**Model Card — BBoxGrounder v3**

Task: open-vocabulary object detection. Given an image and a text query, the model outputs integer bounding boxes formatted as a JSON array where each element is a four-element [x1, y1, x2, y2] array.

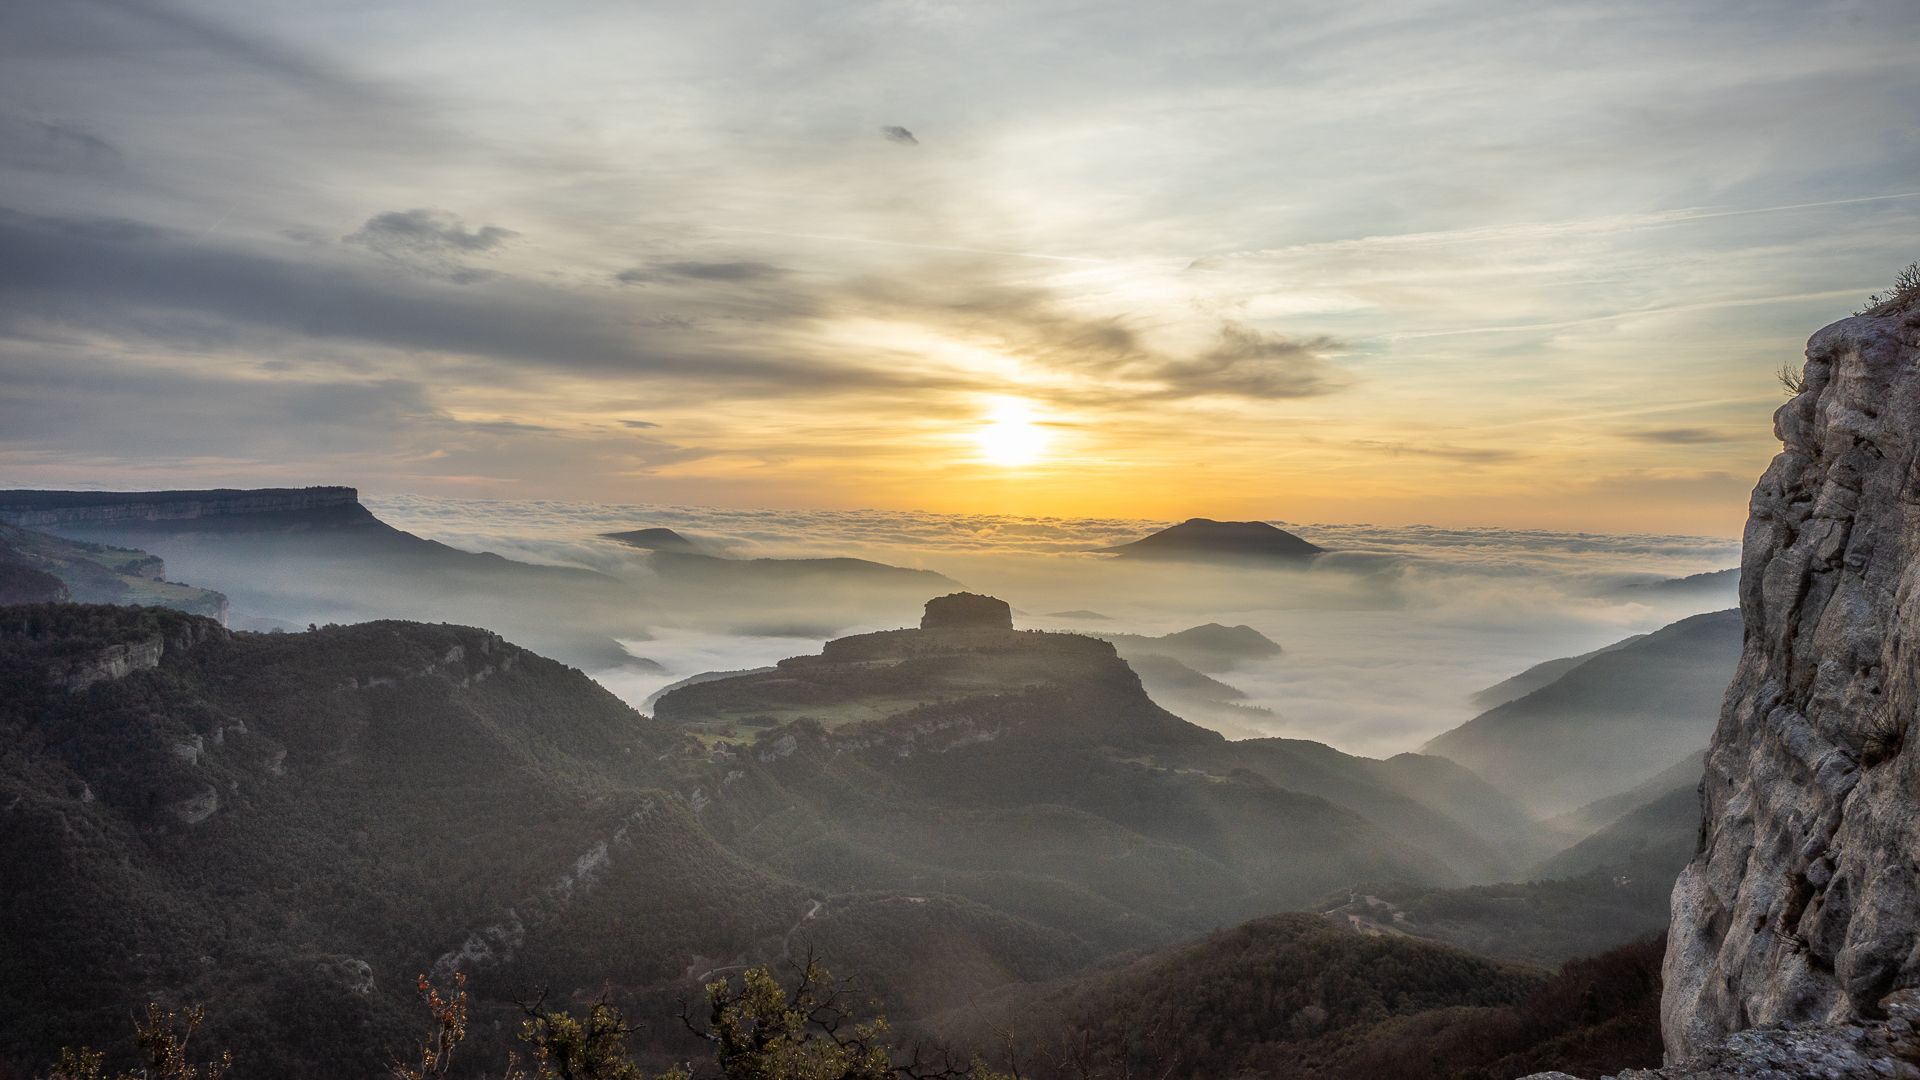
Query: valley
[[0, 493, 1744, 1077]]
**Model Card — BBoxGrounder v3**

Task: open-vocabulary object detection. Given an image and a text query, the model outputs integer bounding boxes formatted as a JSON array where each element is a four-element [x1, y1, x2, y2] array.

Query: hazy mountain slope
[[1469, 633, 1648, 710], [1547, 750, 1705, 841], [0, 487, 655, 672], [1203, 737, 1552, 883], [1532, 780, 1700, 884], [1422, 609, 1741, 815], [1609, 567, 1739, 602], [1093, 622, 1283, 672], [0, 524, 226, 620], [0, 538, 69, 603]]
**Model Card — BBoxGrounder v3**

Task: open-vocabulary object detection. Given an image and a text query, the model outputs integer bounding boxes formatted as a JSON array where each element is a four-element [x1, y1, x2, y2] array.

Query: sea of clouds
[[366, 494, 1742, 758]]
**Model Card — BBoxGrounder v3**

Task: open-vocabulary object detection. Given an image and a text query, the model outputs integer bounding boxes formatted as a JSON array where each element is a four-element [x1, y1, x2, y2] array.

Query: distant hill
[[1102, 518, 1324, 563], [0, 524, 227, 620], [1422, 609, 1741, 815], [1608, 567, 1739, 601], [0, 487, 643, 674], [1095, 622, 1283, 672], [1126, 653, 1247, 701], [603, 526, 705, 552]]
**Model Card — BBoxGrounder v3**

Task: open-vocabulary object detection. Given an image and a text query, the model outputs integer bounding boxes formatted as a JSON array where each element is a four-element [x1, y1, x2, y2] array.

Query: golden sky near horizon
[[3, 2, 1917, 536]]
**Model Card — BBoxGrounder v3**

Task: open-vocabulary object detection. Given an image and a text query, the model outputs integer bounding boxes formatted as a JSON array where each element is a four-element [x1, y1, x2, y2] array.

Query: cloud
[[1625, 427, 1737, 445], [345, 209, 518, 281], [1351, 440, 1524, 464], [0, 115, 123, 174], [0, 207, 826, 387], [620, 419, 661, 429], [1145, 324, 1349, 401], [879, 125, 918, 145], [617, 260, 787, 285], [838, 277, 1351, 405]]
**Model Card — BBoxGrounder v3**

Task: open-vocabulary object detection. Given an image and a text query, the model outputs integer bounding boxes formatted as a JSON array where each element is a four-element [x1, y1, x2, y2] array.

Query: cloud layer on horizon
[[360, 491, 1743, 755]]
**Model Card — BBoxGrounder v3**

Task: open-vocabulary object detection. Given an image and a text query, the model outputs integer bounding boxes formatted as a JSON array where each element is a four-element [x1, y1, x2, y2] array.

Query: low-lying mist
[[355, 495, 1739, 758]]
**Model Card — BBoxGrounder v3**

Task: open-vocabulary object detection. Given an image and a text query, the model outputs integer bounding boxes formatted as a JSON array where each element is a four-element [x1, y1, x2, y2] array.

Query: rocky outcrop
[[51, 616, 224, 692], [920, 591, 1013, 630], [1527, 989, 1920, 1079], [1664, 300, 1920, 1060], [57, 637, 165, 692]]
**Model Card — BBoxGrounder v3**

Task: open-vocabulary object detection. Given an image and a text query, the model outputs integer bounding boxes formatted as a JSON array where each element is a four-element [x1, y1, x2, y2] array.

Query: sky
[[2, 0, 1917, 534]]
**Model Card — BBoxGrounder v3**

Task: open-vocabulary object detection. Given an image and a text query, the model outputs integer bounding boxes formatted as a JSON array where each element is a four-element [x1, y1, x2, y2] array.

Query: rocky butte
[[920, 591, 1014, 630], [1535, 292, 1920, 1077]]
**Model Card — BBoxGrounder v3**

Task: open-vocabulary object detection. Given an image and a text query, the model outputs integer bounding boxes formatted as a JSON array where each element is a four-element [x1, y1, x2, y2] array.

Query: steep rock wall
[[0, 486, 361, 527], [1664, 300, 1920, 1060]]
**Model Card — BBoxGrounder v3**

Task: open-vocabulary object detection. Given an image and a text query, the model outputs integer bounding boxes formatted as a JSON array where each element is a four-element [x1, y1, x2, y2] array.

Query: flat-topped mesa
[[1662, 296, 1920, 1061], [0, 487, 369, 530], [920, 592, 1013, 630]]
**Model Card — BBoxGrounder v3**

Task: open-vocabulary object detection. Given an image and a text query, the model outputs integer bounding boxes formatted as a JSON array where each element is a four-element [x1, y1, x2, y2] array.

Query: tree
[[513, 954, 1012, 1080]]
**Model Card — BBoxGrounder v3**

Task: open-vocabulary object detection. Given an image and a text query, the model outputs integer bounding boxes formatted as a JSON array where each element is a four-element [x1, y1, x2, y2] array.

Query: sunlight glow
[[974, 398, 1051, 468]]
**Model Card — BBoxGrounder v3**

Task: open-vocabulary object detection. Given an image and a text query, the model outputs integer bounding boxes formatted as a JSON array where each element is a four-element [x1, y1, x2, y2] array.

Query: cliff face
[[1663, 300, 1920, 1060], [0, 486, 365, 528]]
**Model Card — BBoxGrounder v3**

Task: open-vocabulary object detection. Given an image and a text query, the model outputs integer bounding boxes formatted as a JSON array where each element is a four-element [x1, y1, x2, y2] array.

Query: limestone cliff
[[0, 486, 365, 528], [1663, 296, 1920, 1060]]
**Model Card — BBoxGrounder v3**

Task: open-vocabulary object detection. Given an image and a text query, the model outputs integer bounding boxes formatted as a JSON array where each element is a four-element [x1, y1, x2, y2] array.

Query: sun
[[974, 398, 1050, 468]]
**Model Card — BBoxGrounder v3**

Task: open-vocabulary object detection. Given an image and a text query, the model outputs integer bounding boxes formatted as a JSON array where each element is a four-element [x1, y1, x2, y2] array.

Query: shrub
[[1858, 261, 1920, 314]]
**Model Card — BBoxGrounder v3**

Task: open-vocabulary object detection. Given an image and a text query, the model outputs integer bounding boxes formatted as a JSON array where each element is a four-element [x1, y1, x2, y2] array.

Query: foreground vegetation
[[37, 934, 1665, 1080], [40, 960, 1013, 1080]]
